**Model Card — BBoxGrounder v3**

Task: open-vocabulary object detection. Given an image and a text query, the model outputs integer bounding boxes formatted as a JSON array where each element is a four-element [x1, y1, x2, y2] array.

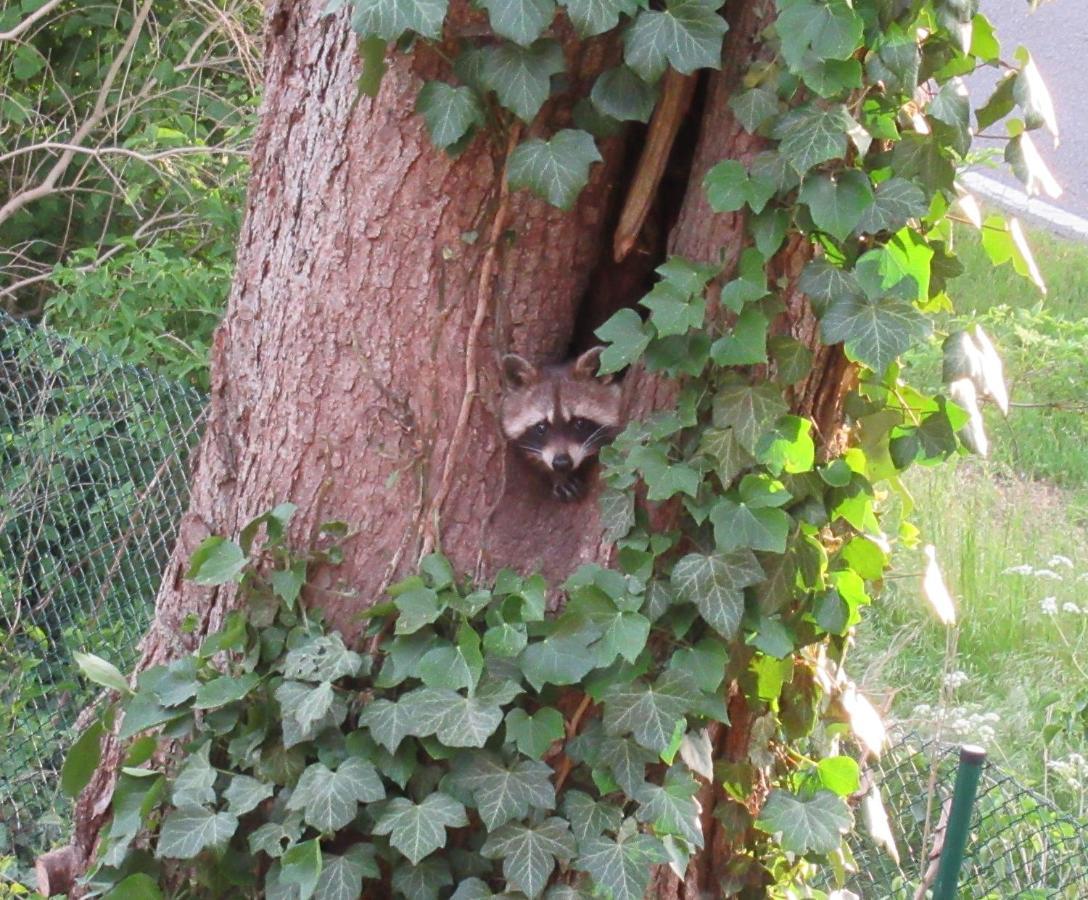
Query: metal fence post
[[932, 744, 987, 899]]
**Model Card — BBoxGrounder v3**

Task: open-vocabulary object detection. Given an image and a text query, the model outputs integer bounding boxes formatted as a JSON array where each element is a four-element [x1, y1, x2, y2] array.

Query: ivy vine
[[64, 0, 1057, 896]]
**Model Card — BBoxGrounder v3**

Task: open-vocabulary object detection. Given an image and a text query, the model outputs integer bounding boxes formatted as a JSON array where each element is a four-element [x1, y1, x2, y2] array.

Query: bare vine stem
[[419, 123, 521, 560]]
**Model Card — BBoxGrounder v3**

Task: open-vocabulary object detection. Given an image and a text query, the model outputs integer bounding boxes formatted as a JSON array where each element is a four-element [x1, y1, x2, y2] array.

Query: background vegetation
[[855, 223, 1088, 821]]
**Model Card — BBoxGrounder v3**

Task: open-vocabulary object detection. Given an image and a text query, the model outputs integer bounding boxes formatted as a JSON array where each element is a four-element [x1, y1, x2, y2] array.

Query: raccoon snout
[[552, 453, 573, 472]]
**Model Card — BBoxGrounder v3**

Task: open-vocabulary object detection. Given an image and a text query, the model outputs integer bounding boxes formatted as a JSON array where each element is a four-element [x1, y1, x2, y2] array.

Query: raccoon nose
[[552, 453, 573, 472]]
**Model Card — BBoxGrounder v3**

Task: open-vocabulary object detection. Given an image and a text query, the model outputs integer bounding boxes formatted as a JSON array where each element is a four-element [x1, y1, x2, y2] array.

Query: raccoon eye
[[572, 417, 595, 434], [531, 422, 548, 437]]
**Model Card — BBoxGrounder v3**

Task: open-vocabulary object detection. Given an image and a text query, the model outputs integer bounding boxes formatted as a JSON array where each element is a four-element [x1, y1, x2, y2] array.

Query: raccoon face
[[500, 347, 623, 502]]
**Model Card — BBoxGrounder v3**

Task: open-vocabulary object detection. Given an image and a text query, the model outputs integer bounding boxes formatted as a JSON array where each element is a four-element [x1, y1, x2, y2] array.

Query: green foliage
[[1, 0, 257, 336]]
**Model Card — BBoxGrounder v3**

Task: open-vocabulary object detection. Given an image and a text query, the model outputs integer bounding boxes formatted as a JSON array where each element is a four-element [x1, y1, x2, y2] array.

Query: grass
[[853, 218, 1088, 818]]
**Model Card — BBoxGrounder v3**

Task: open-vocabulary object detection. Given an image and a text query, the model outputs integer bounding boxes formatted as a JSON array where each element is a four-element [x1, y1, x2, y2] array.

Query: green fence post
[[932, 744, 987, 899]]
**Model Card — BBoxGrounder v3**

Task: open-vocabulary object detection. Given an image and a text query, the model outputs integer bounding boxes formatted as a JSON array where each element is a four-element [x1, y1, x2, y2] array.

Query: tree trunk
[[66, 0, 856, 889]]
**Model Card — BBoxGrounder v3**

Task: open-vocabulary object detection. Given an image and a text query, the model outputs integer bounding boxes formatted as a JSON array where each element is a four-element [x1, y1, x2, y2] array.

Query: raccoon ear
[[572, 346, 615, 384], [502, 353, 539, 387]]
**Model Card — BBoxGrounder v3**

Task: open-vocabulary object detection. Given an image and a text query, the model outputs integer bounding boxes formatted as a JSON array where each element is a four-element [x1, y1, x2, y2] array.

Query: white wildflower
[[1002, 564, 1034, 576], [1032, 569, 1064, 581], [1062, 602, 1082, 614], [977, 725, 995, 743], [943, 670, 969, 690], [1077, 573, 1088, 583], [1048, 554, 1074, 569], [1041, 596, 1058, 615]]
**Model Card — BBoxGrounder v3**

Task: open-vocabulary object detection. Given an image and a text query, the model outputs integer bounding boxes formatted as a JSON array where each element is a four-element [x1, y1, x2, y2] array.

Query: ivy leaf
[[147, 657, 199, 708], [627, 445, 701, 501], [596, 308, 652, 374], [597, 734, 657, 795], [276, 680, 348, 748], [927, 77, 971, 155], [416, 82, 485, 150], [359, 697, 416, 753], [820, 290, 930, 376], [1013, 47, 1059, 140], [284, 633, 363, 682], [698, 427, 752, 488], [709, 498, 790, 554], [856, 177, 927, 234], [193, 672, 260, 710], [576, 829, 668, 900], [506, 707, 566, 759], [639, 281, 705, 337], [671, 551, 764, 640], [591, 65, 658, 123], [372, 793, 468, 865], [772, 103, 854, 175], [281, 839, 322, 900], [602, 669, 695, 753], [73, 651, 131, 695], [287, 757, 385, 832], [156, 806, 239, 859], [623, 0, 729, 81], [508, 129, 602, 210], [798, 259, 861, 311], [224, 774, 276, 816], [755, 415, 815, 475], [249, 816, 303, 859], [392, 858, 453, 899], [350, 0, 448, 40], [559, 0, 639, 37], [798, 170, 873, 242], [519, 632, 599, 691], [450, 754, 556, 830], [776, 0, 863, 70], [393, 585, 443, 634], [600, 488, 636, 543], [185, 536, 247, 585], [481, 40, 565, 122], [408, 687, 507, 747], [480, 0, 556, 45], [172, 743, 216, 807], [634, 767, 703, 848], [61, 719, 105, 798], [711, 382, 787, 453], [729, 87, 779, 133], [315, 845, 379, 900], [756, 789, 852, 854], [564, 791, 624, 846], [418, 627, 484, 692], [710, 307, 768, 366], [481, 817, 577, 898]]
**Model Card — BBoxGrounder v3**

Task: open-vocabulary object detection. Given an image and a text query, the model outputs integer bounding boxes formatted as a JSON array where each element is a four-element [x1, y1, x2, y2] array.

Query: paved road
[[967, 0, 1088, 222]]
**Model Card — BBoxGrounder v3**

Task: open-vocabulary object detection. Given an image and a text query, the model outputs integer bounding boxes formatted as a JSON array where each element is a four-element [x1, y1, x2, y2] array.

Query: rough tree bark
[[63, 0, 856, 892]]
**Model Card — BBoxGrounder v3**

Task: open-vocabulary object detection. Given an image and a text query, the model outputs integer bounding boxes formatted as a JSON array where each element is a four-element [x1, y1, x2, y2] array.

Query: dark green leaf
[[755, 789, 852, 854], [185, 536, 247, 585], [156, 806, 239, 859], [350, 0, 449, 40], [509, 129, 603, 210], [506, 707, 565, 759], [481, 40, 565, 122], [481, 818, 577, 898], [559, 0, 639, 36], [62, 719, 105, 798], [480, 0, 556, 45], [798, 170, 873, 242], [372, 793, 468, 864], [576, 828, 667, 900], [591, 65, 658, 123], [416, 82, 485, 149], [623, 0, 729, 81]]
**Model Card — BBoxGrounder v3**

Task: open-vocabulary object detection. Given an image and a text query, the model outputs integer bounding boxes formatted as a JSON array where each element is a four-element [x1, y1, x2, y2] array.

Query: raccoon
[[500, 346, 623, 502]]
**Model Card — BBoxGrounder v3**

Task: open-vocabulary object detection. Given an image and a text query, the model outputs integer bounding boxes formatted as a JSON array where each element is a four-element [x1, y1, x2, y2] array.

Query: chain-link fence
[[831, 733, 1088, 898], [2, 315, 1087, 896], [0, 312, 206, 863]]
